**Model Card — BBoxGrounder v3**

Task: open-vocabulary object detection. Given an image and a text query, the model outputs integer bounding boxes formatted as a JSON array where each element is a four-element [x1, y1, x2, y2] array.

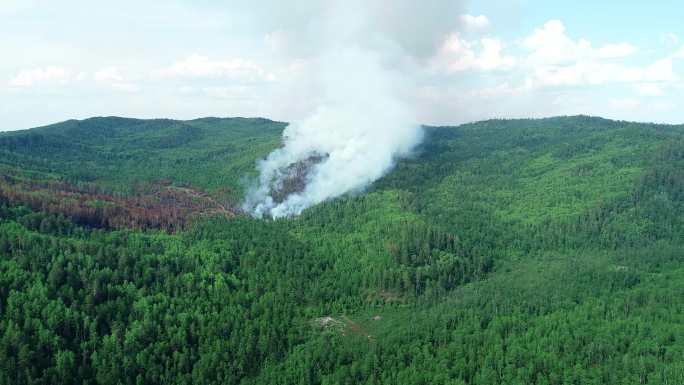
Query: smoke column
[[244, 1, 464, 218]]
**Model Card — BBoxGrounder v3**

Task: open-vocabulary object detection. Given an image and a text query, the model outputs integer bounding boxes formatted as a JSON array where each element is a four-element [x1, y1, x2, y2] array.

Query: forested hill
[[0, 117, 285, 231], [2, 115, 684, 384], [0, 116, 284, 195]]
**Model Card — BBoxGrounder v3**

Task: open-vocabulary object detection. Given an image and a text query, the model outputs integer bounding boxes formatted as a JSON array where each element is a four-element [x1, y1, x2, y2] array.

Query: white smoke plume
[[244, 1, 465, 218]]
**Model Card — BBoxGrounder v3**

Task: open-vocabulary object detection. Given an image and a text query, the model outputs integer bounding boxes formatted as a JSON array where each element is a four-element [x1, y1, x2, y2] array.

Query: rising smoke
[[243, 1, 465, 218]]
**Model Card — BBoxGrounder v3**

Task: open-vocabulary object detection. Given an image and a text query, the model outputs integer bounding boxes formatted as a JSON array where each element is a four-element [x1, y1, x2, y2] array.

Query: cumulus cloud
[[519, 20, 677, 89], [478, 38, 516, 70], [201, 86, 254, 99], [155, 54, 275, 82], [523, 20, 637, 65], [432, 34, 515, 72], [8, 65, 140, 92], [595, 43, 639, 59], [5, 3, 682, 132], [470, 82, 519, 99], [416, 17, 682, 126], [460, 14, 490, 29], [525, 58, 677, 88], [8, 66, 68, 87], [635, 83, 664, 96], [94, 66, 140, 93], [94, 66, 124, 83]]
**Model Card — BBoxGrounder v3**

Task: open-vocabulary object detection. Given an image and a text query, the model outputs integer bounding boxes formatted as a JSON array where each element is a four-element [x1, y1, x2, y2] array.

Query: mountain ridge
[[1, 114, 684, 384]]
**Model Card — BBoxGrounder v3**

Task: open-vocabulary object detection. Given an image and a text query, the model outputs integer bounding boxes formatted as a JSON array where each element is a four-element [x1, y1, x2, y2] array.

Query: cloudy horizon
[[2, 0, 684, 131]]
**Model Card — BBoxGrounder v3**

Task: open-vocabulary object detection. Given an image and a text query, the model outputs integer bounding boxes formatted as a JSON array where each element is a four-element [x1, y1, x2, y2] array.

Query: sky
[[2, 0, 684, 131]]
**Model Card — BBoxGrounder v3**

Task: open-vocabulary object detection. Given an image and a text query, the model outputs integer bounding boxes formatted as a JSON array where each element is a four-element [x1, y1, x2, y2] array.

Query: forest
[[1, 115, 684, 384]]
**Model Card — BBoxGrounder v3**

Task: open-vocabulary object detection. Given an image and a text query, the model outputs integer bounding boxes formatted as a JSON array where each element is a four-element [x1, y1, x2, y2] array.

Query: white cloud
[[95, 66, 124, 83], [641, 59, 677, 82], [460, 14, 489, 29], [523, 20, 636, 65], [8, 65, 140, 92], [156, 54, 275, 82], [174, 85, 259, 100], [525, 58, 677, 88], [479, 38, 516, 70], [429, 18, 676, 116], [609, 98, 641, 109], [94, 66, 139, 93], [470, 82, 519, 98], [110, 83, 140, 93], [8, 66, 68, 87], [595, 43, 638, 59], [651, 100, 676, 111], [432, 34, 515, 73], [523, 20, 584, 64], [418, 18, 680, 125], [202, 86, 254, 99], [635, 83, 664, 96], [519, 21, 675, 89]]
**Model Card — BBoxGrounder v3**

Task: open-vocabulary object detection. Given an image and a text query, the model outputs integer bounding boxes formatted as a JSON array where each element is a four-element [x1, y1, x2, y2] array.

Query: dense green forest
[[1, 115, 684, 384]]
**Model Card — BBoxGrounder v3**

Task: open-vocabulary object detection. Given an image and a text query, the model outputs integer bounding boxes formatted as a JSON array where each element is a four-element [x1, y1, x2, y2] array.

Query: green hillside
[[0, 117, 284, 198], [1, 115, 684, 384]]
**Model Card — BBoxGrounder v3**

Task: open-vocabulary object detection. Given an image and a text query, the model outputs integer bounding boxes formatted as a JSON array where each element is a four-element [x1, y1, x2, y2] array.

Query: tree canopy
[[1, 115, 683, 384]]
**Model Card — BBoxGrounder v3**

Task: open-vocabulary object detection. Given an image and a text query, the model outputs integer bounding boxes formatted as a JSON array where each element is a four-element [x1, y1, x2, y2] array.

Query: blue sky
[[2, 0, 683, 131]]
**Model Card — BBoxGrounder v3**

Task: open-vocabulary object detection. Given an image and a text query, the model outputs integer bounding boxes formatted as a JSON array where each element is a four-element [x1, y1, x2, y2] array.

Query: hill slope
[[1, 115, 684, 384], [0, 116, 284, 194], [0, 117, 284, 231]]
